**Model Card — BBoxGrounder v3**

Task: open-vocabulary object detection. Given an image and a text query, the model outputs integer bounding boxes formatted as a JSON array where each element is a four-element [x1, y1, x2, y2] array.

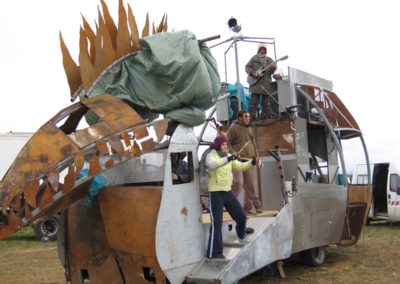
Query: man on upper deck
[[245, 43, 276, 120]]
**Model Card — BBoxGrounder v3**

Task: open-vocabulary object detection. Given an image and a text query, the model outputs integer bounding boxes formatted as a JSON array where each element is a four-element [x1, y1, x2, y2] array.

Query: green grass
[[0, 227, 44, 251]]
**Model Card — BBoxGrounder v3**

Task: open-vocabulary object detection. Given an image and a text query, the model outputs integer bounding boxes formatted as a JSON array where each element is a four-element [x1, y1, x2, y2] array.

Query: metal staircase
[[187, 205, 293, 284]]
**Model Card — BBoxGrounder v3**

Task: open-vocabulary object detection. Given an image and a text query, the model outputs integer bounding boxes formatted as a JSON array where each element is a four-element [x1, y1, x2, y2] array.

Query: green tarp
[[81, 30, 220, 127]]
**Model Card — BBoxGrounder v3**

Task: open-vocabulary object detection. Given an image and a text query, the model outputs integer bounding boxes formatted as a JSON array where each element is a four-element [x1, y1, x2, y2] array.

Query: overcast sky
[[0, 0, 399, 170]]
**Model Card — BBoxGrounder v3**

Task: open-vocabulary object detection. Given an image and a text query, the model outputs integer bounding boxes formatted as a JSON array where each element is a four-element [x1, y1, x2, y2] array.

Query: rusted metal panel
[[122, 130, 132, 148], [68, 122, 113, 148], [348, 184, 373, 224], [105, 158, 114, 169], [63, 165, 76, 195], [24, 203, 32, 219], [133, 125, 149, 139], [1, 123, 79, 206], [39, 185, 54, 210], [348, 184, 373, 204], [88, 152, 101, 176], [340, 184, 372, 246], [153, 120, 168, 142], [96, 140, 109, 156], [24, 180, 39, 208], [141, 138, 155, 153], [0, 212, 23, 239], [32, 179, 91, 222], [116, 252, 163, 284], [81, 94, 144, 131], [132, 140, 141, 157], [296, 83, 360, 131], [98, 186, 162, 256], [325, 89, 360, 130], [108, 134, 125, 160], [73, 150, 86, 176], [85, 255, 125, 284], [66, 201, 124, 284], [255, 120, 296, 157], [67, 201, 112, 266], [47, 170, 60, 192], [124, 149, 132, 160]]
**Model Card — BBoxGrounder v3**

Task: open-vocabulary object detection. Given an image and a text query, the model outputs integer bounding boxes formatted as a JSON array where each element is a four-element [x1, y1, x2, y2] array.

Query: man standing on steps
[[227, 110, 262, 215]]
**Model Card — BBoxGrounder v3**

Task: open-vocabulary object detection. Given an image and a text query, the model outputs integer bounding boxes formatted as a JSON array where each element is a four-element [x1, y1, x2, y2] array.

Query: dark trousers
[[250, 93, 268, 120], [206, 191, 247, 258]]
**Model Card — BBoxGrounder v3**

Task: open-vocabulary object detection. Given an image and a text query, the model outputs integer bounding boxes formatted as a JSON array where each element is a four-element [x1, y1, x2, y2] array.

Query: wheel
[[33, 215, 60, 242], [300, 246, 326, 266]]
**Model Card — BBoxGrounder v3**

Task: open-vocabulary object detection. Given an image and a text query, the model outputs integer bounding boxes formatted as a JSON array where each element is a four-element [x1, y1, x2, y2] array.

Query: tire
[[300, 246, 326, 266], [33, 215, 60, 242]]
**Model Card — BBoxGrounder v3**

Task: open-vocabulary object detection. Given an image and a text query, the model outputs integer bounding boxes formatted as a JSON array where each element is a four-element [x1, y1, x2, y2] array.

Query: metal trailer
[[0, 72, 372, 282], [0, 5, 372, 283]]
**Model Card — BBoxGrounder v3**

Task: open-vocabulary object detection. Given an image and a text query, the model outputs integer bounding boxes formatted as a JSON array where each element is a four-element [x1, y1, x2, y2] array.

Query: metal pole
[[359, 134, 371, 185], [224, 52, 228, 83], [233, 36, 242, 111]]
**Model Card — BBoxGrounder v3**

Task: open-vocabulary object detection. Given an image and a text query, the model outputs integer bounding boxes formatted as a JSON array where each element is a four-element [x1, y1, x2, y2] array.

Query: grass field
[[0, 222, 399, 283]]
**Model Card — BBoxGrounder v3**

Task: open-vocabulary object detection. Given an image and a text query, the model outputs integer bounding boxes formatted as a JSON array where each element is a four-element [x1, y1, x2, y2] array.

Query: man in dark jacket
[[227, 111, 262, 215], [245, 43, 276, 120]]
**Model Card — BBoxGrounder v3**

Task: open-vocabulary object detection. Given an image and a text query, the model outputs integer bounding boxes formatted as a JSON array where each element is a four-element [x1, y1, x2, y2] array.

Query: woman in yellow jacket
[[205, 135, 256, 259]]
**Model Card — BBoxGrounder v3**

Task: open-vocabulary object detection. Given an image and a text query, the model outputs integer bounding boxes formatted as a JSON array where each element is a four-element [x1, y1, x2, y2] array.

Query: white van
[[352, 162, 400, 222]]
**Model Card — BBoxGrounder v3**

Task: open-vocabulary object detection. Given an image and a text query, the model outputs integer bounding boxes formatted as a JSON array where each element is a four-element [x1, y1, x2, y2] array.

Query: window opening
[[390, 174, 399, 193], [357, 174, 368, 185], [171, 151, 194, 185]]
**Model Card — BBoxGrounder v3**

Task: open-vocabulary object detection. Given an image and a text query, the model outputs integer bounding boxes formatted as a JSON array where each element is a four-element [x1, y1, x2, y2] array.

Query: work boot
[[245, 227, 254, 234], [239, 227, 255, 243], [253, 197, 263, 213]]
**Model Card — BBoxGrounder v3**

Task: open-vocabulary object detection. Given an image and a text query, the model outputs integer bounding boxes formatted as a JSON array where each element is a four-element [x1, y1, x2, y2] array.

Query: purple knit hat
[[213, 135, 227, 150]]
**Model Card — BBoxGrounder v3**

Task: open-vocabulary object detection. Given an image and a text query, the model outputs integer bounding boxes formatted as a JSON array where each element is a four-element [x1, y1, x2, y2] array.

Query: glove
[[251, 156, 257, 165], [228, 155, 237, 162]]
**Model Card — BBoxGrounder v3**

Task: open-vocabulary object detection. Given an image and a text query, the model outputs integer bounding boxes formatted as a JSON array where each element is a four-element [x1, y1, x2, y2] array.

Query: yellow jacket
[[206, 149, 252, 192]]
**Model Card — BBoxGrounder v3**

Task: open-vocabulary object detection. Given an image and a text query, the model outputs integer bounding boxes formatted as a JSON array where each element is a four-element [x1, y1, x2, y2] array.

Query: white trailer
[[352, 162, 400, 222], [0, 132, 60, 241]]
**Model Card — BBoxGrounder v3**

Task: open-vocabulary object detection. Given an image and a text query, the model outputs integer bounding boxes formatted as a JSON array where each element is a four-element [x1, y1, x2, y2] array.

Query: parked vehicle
[[352, 162, 400, 222]]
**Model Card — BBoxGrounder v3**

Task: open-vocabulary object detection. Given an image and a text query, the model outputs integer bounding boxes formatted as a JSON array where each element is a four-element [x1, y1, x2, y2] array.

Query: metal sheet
[[155, 125, 204, 284], [254, 120, 296, 157], [259, 156, 297, 210], [100, 152, 166, 185], [98, 186, 162, 256], [288, 67, 333, 94], [289, 183, 347, 253]]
